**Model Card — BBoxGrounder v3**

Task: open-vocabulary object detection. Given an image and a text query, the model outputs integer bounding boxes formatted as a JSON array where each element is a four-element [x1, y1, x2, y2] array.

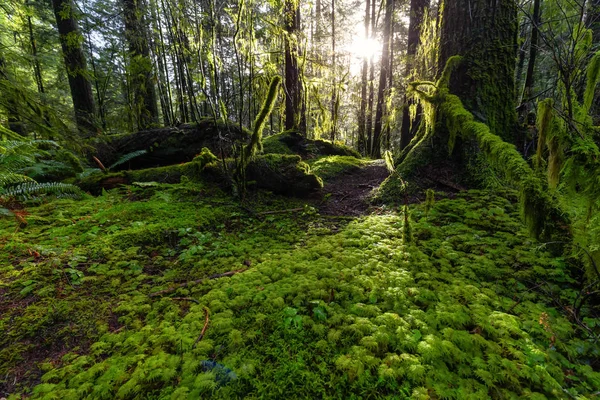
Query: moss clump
[[263, 131, 360, 158], [307, 156, 367, 182], [246, 154, 323, 196]]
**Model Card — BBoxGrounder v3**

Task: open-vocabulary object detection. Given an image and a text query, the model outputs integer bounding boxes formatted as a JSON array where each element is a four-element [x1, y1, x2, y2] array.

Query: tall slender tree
[[372, 0, 394, 158], [284, 0, 301, 132], [123, 0, 159, 129], [51, 0, 98, 137], [357, 0, 370, 154]]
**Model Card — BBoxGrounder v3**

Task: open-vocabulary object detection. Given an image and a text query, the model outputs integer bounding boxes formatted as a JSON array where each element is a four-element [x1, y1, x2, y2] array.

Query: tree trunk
[[51, 0, 98, 138], [520, 0, 541, 106], [284, 0, 301, 132], [399, 0, 429, 150], [357, 0, 370, 155], [439, 0, 518, 143], [123, 0, 159, 130], [330, 0, 337, 142], [372, 0, 394, 158], [0, 55, 24, 136], [517, 0, 541, 153], [365, 0, 377, 153]]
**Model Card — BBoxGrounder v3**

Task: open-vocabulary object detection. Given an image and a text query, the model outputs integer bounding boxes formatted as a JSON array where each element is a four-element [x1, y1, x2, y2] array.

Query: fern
[[108, 150, 148, 171], [2, 181, 82, 201]]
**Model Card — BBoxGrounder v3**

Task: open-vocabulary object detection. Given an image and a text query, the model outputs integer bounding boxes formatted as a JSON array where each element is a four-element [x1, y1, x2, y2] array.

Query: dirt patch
[[316, 160, 390, 216]]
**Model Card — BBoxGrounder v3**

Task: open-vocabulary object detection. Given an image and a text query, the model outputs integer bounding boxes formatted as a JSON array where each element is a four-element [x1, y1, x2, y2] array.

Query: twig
[[148, 269, 247, 297], [507, 282, 545, 314], [92, 156, 106, 172], [171, 297, 200, 304], [257, 208, 303, 215], [192, 307, 210, 349]]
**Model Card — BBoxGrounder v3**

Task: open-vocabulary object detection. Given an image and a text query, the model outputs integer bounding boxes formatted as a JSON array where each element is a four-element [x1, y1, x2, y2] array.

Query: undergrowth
[[2, 185, 598, 399]]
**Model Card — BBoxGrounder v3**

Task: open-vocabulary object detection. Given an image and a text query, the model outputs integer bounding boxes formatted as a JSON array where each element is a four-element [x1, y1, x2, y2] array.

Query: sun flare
[[346, 36, 382, 60]]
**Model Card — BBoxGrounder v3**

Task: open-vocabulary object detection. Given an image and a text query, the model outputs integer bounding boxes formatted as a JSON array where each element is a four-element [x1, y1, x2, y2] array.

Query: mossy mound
[[92, 119, 251, 171], [306, 156, 368, 182], [263, 131, 360, 158], [246, 154, 323, 196]]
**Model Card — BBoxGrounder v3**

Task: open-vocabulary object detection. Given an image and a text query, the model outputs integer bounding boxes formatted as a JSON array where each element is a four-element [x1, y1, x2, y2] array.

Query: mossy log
[[78, 154, 322, 197], [92, 119, 250, 170]]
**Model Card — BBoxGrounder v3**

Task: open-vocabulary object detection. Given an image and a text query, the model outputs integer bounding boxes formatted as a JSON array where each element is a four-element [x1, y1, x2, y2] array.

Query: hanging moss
[[400, 56, 569, 241]]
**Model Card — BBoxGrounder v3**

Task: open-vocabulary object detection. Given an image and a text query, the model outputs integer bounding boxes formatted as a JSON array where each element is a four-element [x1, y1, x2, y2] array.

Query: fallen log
[[92, 119, 250, 170], [78, 153, 323, 197]]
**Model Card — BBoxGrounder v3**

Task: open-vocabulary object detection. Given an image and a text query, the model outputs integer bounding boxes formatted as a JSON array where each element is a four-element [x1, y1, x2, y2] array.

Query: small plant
[[424, 189, 435, 217]]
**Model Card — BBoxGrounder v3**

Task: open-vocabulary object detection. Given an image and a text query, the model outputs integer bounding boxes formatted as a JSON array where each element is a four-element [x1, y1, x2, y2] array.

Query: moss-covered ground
[[1, 179, 599, 398]]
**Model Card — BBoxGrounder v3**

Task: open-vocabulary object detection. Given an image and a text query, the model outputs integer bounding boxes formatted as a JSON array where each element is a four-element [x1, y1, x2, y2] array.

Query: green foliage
[[108, 150, 148, 171], [3, 189, 597, 398], [0, 139, 83, 207], [424, 189, 435, 216]]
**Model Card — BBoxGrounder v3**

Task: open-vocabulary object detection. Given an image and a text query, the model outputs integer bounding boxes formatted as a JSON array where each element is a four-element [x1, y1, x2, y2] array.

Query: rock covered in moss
[[246, 154, 323, 196], [263, 131, 360, 158]]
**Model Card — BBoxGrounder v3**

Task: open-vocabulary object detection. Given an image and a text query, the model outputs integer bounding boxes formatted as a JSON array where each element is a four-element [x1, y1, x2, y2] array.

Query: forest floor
[[1, 154, 599, 399], [316, 159, 390, 216]]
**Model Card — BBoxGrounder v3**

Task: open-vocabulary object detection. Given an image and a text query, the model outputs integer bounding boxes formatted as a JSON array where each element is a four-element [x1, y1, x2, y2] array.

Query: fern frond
[[0, 171, 35, 187], [108, 150, 148, 170], [0, 124, 24, 140], [2, 182, 83, 201]]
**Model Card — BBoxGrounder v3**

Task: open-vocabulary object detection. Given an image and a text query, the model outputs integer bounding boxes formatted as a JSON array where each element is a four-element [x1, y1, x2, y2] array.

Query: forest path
[[316, 159, 389, 216]]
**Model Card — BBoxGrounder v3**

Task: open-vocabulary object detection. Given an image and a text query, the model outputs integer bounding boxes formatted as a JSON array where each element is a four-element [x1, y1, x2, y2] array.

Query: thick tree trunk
[[439, 0, 518, 143], [284, 0, 302, 132], [51, 0, 98, 138], [399, 0, 429, 150], [123, 0, 159, 130], [372, 0, 394, 158]]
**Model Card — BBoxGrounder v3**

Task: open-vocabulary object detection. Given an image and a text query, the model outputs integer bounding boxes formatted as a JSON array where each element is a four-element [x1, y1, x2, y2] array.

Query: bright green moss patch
[[307, 156, 367, 182], [3, 189, 598, 398]]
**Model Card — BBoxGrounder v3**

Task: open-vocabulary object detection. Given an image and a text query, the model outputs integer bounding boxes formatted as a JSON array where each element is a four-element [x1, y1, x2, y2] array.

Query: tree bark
[[372, 0, 394, 158], [0, 55, 24, 136], [51, 0, 98, 138], [357, 0, 370, 155], [399, 0, 429, 150], [439, 0, 518, 143], [284, 0, 301, 132], [123, 0, 159, 130], [365, 0, 377, 153]]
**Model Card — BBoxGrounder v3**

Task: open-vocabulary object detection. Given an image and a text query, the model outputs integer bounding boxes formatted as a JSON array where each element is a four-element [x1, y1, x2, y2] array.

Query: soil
[[316, 160, 390, 216]]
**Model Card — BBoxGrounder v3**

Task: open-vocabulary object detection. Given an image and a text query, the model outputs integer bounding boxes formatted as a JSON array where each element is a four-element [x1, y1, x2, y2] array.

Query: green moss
[[263, 132, 360, 158], [6, 190, 597, 398], [307, 156, 367, 182]]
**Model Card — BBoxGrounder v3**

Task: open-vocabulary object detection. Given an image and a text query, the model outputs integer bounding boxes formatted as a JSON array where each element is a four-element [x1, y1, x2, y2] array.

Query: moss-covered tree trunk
[[439, 0, 517, 143], [123, 0, 159, 130], [399, 0, 429, 150], [52, 0, 98, 138]]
